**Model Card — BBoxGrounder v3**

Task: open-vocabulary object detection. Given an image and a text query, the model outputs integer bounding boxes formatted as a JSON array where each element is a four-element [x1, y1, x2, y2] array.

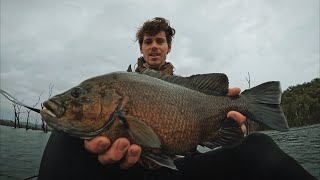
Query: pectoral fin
[[200, 118, 244, 149], [118, 115, 161, 148], [127, 64, 133, 72], [141, 151, 177, 170]]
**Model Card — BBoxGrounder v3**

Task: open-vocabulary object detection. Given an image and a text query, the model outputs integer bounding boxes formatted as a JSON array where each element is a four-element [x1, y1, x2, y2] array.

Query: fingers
[[241, 124, 247, 134], [227, 111, 246, 125], [227, 87, 241, 96], [84, 136, 110, 154], [119, 144, 142, 169], [227, 88, 248, 134], [85, 137, 142, 169], [98, 138, 130, 165], [227, 111, 247, 134]]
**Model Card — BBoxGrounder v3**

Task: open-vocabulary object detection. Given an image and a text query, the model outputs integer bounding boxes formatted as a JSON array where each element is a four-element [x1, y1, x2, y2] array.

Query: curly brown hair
[[136, 17, 176, 48]]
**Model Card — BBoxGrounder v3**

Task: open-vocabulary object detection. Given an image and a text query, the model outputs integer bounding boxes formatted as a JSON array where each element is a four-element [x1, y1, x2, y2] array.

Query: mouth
[[149, 53, 160, 58], [40, 106, 94, 139], [41, 109, 57, 118], [41, 100, 65, 118], [40, 100, 66, 133]]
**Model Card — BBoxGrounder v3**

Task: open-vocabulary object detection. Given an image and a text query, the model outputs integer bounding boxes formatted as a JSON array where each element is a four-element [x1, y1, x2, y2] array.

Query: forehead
[[143, 31, 166, 40]]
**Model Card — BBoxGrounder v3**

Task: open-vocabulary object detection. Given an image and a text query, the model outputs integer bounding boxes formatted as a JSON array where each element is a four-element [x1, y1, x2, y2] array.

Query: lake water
[[0, 126, 51, 180], [263, 123, 320, 179], [0, 124, 319, 179]]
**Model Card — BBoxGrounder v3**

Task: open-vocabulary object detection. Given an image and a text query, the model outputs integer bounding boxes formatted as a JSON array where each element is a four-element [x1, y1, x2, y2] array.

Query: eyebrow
[[144, 37, 166, 40]]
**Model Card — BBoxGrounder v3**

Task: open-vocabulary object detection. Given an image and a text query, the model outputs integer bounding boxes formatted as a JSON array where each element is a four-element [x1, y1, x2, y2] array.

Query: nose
[[151, 41, 158, 50]]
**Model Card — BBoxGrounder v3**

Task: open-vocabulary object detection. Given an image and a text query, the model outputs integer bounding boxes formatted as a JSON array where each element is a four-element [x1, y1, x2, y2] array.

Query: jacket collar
[[135, 57, 174, 75]]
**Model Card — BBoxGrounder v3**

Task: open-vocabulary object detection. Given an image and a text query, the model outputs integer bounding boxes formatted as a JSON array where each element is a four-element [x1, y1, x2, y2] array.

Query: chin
[[147, 60, 164, 66]]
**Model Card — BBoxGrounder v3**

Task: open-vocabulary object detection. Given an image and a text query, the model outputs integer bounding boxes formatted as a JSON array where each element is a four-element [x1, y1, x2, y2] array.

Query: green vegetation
[[254, 78, 320, 131], [281, 78, 320, 126]]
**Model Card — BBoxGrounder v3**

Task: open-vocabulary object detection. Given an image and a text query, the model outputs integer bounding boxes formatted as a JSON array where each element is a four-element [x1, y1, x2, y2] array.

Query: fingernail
[[241, 125, 247, 134], [118, 141, 129, 151], [98, 140, 108, 150]]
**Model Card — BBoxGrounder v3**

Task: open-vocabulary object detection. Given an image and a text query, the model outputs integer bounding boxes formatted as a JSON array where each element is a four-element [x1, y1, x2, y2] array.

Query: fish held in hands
[[40, 69, 289, 170]]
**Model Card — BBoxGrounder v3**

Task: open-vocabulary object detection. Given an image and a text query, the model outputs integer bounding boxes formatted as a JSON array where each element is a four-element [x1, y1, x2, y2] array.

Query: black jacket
[[38, 131, 315, 180]]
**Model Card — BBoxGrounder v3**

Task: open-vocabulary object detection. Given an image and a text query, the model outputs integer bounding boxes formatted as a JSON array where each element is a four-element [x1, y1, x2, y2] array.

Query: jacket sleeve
[[175, 133, 316, 180]]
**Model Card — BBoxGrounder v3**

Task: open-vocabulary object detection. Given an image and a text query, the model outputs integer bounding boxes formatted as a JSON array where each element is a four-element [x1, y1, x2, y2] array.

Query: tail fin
[[241, 81, 289, 131]]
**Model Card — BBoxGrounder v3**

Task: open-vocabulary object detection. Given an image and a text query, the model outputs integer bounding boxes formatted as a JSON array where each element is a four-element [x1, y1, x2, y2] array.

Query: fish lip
[[43, 100, 65, 118], [40, 109, 57, 118]]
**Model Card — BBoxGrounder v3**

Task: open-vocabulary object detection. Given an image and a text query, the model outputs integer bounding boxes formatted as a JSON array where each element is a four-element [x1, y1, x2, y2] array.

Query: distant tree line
[[254, 78, 320, 131], [0, 118, 52, 131]]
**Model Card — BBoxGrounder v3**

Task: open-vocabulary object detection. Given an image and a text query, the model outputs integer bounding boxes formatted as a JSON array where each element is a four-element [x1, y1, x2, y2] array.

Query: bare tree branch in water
[[34, 117, 39, 130], [26, 91, 43, 130], [12, 102, 23, 128]]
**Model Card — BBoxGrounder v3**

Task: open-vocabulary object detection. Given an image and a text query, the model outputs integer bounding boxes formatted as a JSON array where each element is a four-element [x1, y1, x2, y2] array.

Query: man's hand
[[84, 137, 141, 169], [84, 88, 247, 168], [226, 87, 247, 133]]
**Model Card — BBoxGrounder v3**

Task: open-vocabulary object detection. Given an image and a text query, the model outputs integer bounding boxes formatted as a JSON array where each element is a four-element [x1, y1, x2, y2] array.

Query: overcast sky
[[0, 0, 319, 122]]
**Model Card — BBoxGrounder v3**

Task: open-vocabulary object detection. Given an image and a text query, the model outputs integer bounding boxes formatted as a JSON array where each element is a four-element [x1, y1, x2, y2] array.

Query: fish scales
[[107, 72, 249, 154]]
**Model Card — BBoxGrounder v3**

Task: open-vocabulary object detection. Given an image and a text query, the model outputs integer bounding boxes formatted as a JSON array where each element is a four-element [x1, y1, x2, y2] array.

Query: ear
[[140, 46, 143, 54], [167, 45, 171, 54]]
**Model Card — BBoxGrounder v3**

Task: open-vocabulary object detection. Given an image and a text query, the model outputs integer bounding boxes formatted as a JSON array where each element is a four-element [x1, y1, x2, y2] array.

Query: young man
[[84, 17, 246, 170], [38, 17, 316, 180]]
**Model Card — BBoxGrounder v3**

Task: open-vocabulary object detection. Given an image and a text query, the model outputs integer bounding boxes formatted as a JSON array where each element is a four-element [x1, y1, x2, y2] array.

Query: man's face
[[140, 31, 171, 66]]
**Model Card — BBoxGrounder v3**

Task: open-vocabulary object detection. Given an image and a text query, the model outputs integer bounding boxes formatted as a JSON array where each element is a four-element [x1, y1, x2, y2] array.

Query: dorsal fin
[[140, 69, 229, 95], [127, 64, 133, 72]]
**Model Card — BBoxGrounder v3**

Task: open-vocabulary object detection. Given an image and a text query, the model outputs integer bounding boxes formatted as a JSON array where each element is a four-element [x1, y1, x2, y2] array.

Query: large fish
[[30, 70, 290, 169]]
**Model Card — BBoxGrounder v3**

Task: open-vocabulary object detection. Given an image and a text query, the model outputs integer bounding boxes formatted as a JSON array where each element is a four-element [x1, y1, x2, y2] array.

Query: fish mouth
[[42, 100, 65, 118], [40, 100, 93, 138], [41, 109, 57, 118]]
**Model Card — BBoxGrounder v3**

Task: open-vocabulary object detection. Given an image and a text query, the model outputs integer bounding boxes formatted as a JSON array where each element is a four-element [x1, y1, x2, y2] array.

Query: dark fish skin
[[40, 70, 289, 169]]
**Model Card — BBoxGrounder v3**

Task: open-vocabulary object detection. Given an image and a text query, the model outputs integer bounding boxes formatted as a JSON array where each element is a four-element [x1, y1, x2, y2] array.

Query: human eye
[[156, 38, 165, 44], [144, 39, 152, 45]]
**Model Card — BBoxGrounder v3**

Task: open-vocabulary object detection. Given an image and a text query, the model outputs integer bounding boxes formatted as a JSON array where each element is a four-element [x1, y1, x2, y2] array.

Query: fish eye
[[71, 87, 83, 98]]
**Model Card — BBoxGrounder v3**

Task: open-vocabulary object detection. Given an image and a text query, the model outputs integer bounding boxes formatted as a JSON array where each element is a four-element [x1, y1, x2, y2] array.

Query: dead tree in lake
[[34, 118, 39, 130], [25, 92, 43, 130], [12, 102, 22, 128], [245, 72, 254, 134], [40, 103, 48, 132]]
